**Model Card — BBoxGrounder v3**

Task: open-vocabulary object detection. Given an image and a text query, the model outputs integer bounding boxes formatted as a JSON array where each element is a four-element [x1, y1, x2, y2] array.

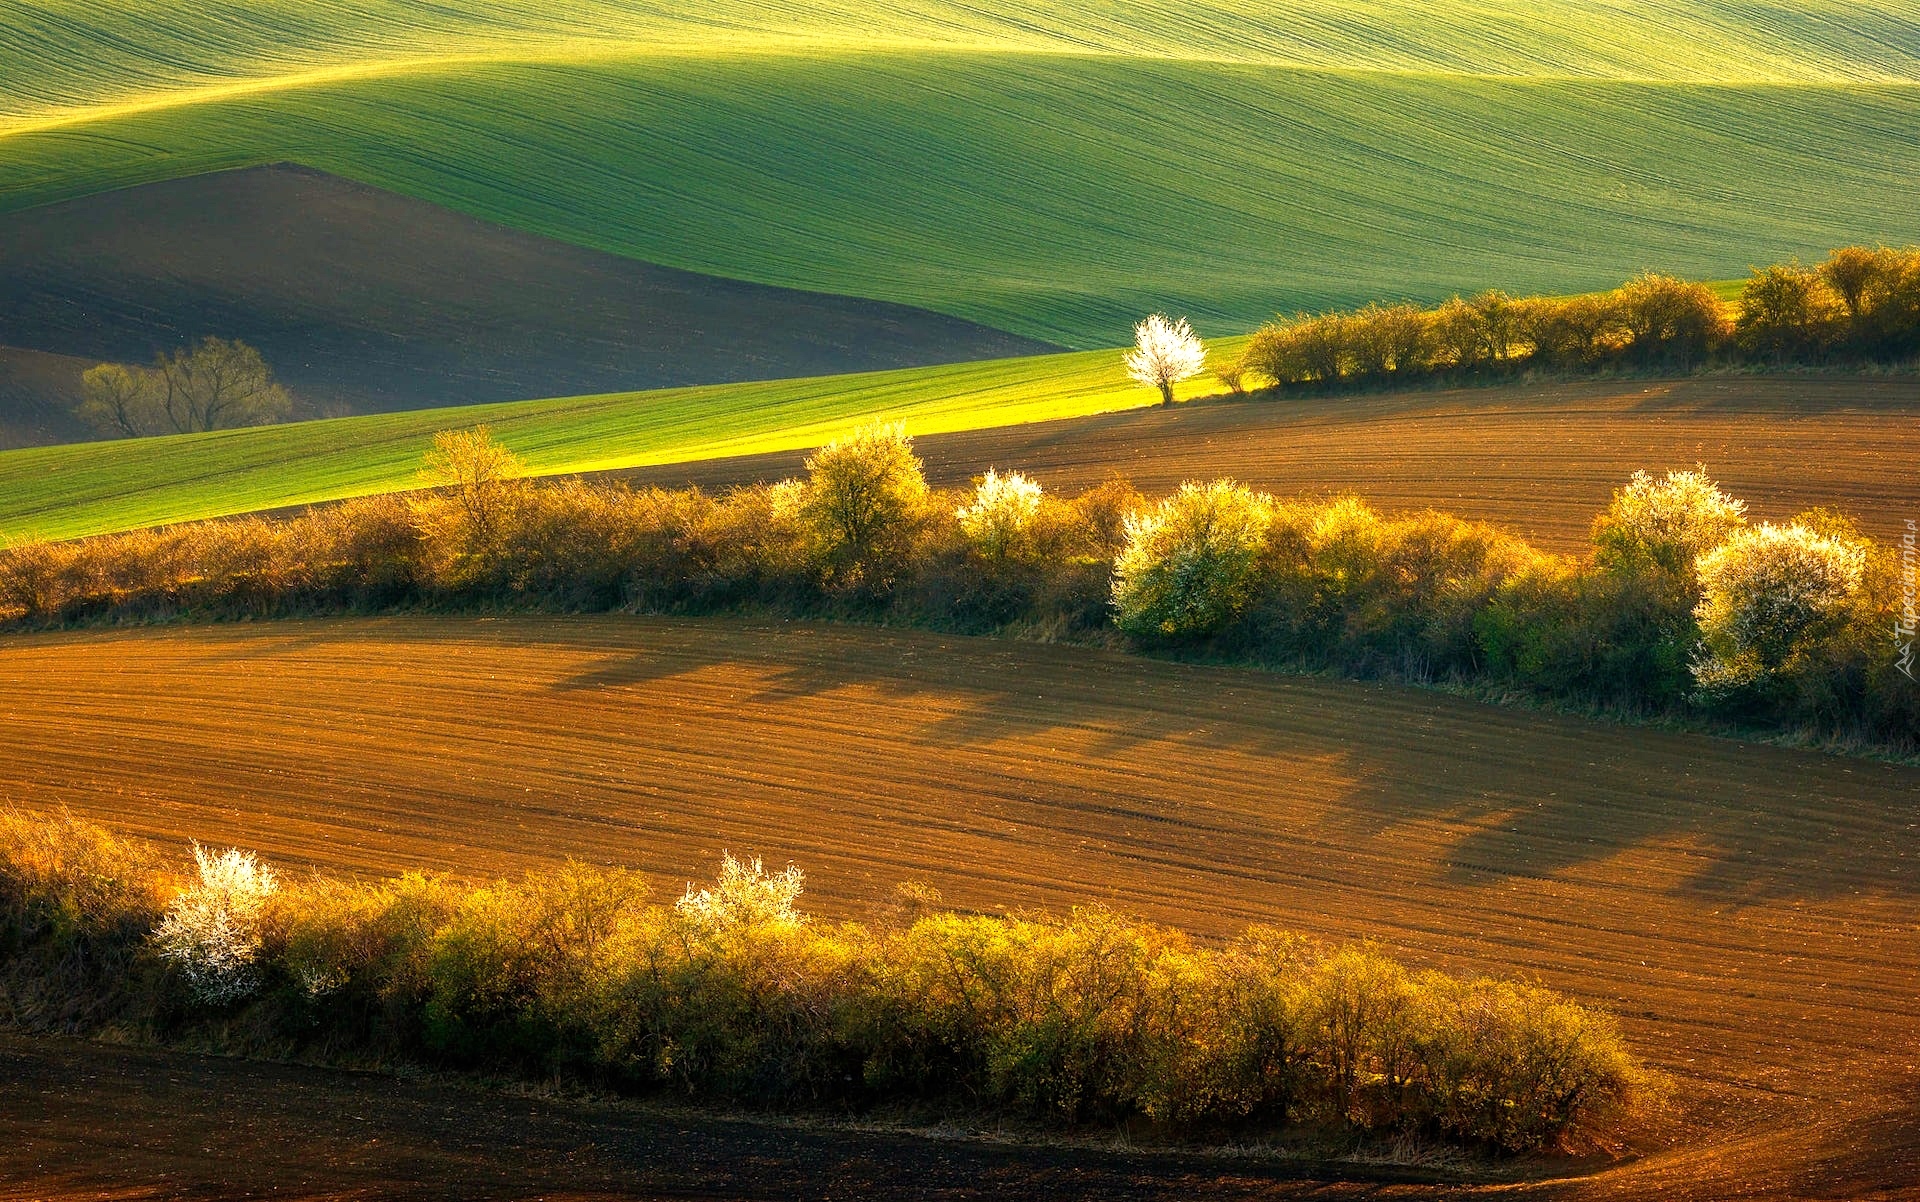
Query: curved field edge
[[0, 163, 1064, 445], [0, 342, 1223, 542], [12, 364, 1920, 553], [2, 615, 1916, 1197], [6, 54, 1920, 345]]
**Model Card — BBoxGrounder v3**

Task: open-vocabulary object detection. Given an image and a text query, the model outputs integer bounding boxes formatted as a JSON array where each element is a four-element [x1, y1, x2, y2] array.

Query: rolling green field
[[3, 3, 1919, 345], [8, 0, 1919, 122], [0, 341, 1234, 542]]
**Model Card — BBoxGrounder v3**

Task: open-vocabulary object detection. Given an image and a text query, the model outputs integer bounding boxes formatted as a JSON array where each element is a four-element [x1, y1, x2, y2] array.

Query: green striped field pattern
[[0, 342, 1242, 543], [3, 2, 1919, 346]]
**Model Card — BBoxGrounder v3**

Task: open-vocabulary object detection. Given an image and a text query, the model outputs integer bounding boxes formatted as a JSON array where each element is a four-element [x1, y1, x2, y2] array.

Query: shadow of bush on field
[[541, 614, 1920, 909], [1312, 696, 1920, 905]]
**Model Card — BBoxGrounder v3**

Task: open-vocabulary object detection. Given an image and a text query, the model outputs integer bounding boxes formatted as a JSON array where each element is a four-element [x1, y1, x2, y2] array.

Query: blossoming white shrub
[[1125, 314, 1207, 405], [956, 469, 1044, 559], [1692, 522, 1868, 689], [1592, 469, 1747, 576], [152, 843, 279, 1005], [1112, 480, 1272, 638], [676, 853, 806, 935]]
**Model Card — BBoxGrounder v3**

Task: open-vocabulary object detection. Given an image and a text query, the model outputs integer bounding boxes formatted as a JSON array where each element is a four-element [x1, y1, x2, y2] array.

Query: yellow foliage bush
[[0, 433, 1905, 750], [1233, 250, 1913, 392], [794, 421, 931, 584], [0, 807, 174, 944], [0, 812, 1650, 1151], [0, 808, 176, 1028]]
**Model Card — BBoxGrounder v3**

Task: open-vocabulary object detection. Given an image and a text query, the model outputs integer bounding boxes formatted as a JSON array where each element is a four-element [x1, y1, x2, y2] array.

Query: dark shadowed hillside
[[0, 164, 1059, 448], [0, 347, 93, 446]]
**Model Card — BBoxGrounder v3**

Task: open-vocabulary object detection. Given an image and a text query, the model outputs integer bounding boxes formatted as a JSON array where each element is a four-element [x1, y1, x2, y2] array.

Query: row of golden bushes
[[1, 425, 1909, 753], [1110, 472, 1910, 748], [0, 809, 1650, 1151], [1229, 246, 1920, 389]]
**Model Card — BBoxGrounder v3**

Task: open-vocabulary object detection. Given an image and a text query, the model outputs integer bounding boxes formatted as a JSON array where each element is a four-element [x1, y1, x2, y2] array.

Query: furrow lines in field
[[5, 615, 1915, 1133]]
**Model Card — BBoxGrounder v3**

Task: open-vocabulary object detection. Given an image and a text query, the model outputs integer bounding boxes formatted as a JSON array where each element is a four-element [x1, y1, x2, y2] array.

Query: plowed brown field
[[3, 615, 1918, 1199], [623, 374, 1920, 552]]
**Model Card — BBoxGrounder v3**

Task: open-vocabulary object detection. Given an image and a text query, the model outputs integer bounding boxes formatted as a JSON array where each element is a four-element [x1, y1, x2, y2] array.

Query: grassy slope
[[3, 6, 1919, 346], [10, 0, 1920, 119], [0, 342, 1236, 542], [0, 163, 1060, 441]]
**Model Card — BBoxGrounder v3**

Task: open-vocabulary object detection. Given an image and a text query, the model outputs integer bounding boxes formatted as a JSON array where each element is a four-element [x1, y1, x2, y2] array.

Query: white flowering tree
[[676, 853, 807, 936], [1692, 522, 1868, 689], [956, 469, 1044, 559], [1125, 314, 1207, 406], [1593, 468, 1747, 578], [152, 843, 279, 1005]]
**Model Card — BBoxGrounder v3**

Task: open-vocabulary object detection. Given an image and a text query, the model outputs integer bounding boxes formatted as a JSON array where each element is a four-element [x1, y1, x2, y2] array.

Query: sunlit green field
[[3, 3, 1918, 346], [0, 340, 1240, 542], [9, 0, 1917, 120]]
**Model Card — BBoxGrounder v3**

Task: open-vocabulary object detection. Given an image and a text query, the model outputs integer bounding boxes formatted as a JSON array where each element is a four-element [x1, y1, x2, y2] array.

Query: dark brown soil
[[0, 345, 93, 446], [0, 1033, 1461, 1201], [0, 164, 1058, 447]]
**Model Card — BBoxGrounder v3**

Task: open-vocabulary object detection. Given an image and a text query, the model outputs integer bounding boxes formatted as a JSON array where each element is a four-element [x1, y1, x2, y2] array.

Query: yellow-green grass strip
[[0, 340, 1240, 543]]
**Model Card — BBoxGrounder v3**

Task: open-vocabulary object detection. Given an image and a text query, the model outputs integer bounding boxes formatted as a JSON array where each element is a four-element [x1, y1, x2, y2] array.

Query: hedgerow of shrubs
[[1234, 247, 1920, 391], [0, 811, 1651, 1152], [0, 808, 175, 1031], [0, 423, 1912, 754]]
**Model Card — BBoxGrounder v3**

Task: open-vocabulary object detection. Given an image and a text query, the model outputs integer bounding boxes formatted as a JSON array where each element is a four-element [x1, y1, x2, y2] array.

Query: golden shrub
[[0, 807, 175, 941], [1, 815, 1648, 1149]]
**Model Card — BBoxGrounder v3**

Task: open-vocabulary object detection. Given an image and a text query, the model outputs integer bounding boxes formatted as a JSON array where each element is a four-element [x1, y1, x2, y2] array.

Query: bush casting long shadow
[[1, 425, 1909, 758]]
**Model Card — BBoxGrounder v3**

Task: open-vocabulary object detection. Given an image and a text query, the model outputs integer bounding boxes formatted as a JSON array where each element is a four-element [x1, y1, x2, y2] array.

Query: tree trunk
[[1158, 379, 1175, 406]]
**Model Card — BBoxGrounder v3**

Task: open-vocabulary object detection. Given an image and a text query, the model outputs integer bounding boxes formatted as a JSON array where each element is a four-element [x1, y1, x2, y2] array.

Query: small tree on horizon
[[1125, 314, 1207, 405]]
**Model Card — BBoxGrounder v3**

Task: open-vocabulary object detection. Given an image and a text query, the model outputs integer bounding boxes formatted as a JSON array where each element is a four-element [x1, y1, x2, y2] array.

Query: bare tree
[[74, 338, 292, 437], [154, 338, 292, 433], [76, 362, 162, 437]]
